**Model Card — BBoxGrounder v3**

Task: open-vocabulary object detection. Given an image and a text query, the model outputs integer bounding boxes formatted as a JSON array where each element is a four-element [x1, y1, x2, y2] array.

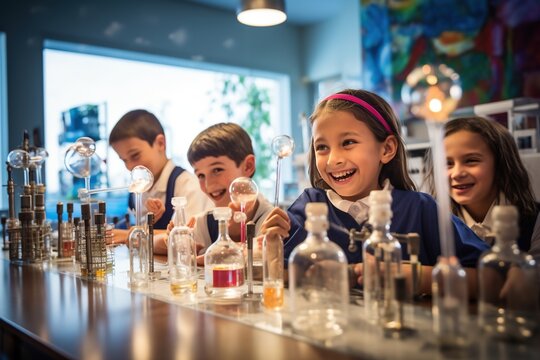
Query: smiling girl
[[429, 116, 540, 251], [261, 89, 489, 294]]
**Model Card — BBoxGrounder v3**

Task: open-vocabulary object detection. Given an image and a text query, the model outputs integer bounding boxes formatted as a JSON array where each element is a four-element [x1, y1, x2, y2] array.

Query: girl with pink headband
[[261, 89, 488, 297]]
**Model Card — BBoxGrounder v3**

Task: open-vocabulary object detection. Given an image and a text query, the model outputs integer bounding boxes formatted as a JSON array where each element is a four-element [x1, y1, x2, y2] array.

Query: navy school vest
[[128, 166, 185, 229]]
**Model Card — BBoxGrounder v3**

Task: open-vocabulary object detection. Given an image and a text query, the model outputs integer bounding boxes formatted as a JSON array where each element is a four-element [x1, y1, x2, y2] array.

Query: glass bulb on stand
[[64, 137, 103, 193], [402, 64, 468, 347], [401, 64, 463, 123], [262, 134, 295, 310], [29, 147, 48, 185], [77, 164, 153, 203], [229, 176, 259, 247], [7, 149, 30, 185], [271, 135, 295, 207]]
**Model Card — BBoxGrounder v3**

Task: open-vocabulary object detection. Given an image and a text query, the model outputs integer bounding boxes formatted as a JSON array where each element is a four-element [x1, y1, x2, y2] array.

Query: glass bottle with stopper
[[402, 63, 468, 347], [362, 189, 402, 327], [204, 207, 246, 300], [288, 202, 348, 340], [168, 197, 198, 295], [127, 165, 154, 288], [478, 205, 539, 341]]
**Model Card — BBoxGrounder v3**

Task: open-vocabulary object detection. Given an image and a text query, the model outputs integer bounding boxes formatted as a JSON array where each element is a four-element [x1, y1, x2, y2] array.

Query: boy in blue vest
[[109, 109, 212, 243], [161, 122, 273, 262]]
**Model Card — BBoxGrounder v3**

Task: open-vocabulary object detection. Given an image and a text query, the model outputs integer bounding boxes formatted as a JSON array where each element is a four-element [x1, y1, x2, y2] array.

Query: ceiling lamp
[[237, 0, 287, 27]]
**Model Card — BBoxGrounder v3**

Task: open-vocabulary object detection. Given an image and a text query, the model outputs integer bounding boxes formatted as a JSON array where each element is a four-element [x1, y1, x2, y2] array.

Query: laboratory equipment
[[402, 63, 468, 347], [363, 190, 402, 327], [271, 134, 295, 207], [478, 205, 539, 341], [127, 166, 154, 288], [288, 202, 348, 340], [64, 137, 102, 190], [5, 131, 51, 264], [204, 207, 246, 300], [168, 197, 197, 295], [262, 134, 294, 309], [243, 222, 261, 301], [229, 176, 259, 246]]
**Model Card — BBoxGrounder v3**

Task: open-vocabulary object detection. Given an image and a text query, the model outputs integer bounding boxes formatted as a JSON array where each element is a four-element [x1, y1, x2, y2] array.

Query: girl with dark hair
[[425, 116, 539, 252], [261, 89, 488, 294]]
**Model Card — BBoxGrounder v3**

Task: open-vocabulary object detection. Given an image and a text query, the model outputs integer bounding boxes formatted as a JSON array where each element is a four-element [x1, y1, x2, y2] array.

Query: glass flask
[[204, 207, 246, 300], [362, 190, 402, 327], [288, 202, 348, 340], [168, 197, 198, 295], [478, 205, 539, 341]]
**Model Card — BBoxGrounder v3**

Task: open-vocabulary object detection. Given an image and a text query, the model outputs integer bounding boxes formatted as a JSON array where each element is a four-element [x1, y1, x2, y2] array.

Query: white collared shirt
[[326, 189, 370, 225], [142, 159, 213, 221], [459, 193, 510, 243]]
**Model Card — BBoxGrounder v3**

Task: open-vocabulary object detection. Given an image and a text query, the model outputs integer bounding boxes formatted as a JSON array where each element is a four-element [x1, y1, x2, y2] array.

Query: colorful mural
[[361, 0, 540, 118]]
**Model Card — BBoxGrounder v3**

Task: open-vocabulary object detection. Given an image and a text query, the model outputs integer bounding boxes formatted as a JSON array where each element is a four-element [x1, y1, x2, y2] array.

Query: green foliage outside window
[[210, 75, 274, 184]]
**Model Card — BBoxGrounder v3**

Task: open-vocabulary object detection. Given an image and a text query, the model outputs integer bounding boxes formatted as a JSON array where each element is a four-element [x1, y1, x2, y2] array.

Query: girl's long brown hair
[[308, 89, 416, 192]]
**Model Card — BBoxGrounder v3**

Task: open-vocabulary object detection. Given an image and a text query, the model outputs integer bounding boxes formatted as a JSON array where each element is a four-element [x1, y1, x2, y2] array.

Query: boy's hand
[[145, 198, 165, 223], [260, 207, 291, 239], [109, 228, 130, 245], [227, 199, 257, 240]]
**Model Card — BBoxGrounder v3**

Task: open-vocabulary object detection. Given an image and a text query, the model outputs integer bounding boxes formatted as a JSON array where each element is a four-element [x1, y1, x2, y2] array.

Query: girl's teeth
[[332, 170, 355, 181]]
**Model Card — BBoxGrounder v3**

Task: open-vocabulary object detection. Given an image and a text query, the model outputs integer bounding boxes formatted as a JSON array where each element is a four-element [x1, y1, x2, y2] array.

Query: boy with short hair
[[158, 123, 273, 261], [109, 109, 213, 234]]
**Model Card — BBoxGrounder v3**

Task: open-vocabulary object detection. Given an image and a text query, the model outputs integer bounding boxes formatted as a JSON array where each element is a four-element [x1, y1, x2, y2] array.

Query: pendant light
[[237, 0, 287, 27]]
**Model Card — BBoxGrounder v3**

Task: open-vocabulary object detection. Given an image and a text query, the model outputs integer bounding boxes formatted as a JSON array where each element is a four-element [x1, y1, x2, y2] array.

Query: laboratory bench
[[1, 247, 539, 360]]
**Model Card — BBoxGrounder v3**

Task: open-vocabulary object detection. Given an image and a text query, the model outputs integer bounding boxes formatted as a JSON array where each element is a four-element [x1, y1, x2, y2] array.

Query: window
[[44, 40, 290, 217]]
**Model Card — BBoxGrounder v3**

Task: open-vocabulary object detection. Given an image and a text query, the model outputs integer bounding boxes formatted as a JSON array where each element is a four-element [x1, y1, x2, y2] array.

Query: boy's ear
[[242, 154, 256, 177], [381, 135, 398, 164], [154, 134, 166, 151]]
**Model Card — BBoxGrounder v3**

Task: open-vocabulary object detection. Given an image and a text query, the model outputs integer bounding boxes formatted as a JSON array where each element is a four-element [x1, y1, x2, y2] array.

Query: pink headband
[[324, 93, 392, 134]]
